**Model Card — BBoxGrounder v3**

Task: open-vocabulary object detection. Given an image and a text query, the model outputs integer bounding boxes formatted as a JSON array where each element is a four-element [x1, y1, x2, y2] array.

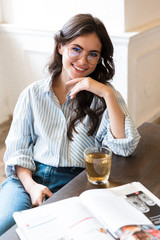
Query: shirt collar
[[43, 76, 71, 103], [43, 76, 53, 93]]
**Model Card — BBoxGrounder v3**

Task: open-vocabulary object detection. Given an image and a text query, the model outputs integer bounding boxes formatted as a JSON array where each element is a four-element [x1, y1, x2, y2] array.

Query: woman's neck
[[52, 74, 72, 105], [53, 73, 73, 94]]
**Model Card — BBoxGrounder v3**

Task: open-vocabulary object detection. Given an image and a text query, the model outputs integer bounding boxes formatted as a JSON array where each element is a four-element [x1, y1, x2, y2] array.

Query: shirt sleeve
[[3, 88, 36, 178], [95, 86, 141, 157]]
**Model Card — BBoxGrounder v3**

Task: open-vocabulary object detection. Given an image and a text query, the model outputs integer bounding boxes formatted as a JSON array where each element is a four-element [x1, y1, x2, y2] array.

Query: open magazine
[[13, 182, 160, 240]]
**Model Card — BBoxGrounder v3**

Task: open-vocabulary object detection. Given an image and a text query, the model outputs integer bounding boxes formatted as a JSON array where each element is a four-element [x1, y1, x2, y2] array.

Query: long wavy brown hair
[[47, 14, 115, 140]]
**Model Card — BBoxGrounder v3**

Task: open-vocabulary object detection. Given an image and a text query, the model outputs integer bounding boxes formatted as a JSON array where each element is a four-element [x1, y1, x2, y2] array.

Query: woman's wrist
[[102, 85, 115, 103]]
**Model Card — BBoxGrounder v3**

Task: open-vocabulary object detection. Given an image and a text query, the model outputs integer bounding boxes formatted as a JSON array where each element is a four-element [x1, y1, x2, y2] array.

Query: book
[[13, 182, 160, 240]]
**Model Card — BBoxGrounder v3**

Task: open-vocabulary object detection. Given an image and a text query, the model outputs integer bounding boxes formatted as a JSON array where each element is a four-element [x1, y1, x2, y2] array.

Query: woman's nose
[[77, 53, 88, 65]]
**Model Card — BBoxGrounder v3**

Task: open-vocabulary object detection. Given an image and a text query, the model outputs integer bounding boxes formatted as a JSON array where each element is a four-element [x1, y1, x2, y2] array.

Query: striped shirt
[[4, 77, 140, 178]]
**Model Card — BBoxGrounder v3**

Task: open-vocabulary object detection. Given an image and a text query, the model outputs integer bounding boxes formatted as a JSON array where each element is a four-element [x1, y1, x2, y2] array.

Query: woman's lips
[[73, 64, 87, 72]]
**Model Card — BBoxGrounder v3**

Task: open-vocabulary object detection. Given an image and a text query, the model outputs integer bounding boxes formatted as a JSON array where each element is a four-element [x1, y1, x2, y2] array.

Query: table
[[1, 122, 160, 240]]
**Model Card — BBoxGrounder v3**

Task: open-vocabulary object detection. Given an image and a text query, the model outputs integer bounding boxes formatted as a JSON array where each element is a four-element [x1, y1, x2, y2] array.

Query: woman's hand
[[28, 182, 53, 207], [66, 77, 126, 139], [66, 77, 109, 99], [16, 166, 53, 207]]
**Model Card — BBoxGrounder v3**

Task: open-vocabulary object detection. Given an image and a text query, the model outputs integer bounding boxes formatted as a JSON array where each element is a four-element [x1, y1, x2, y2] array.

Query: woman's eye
[[72, 47, 81, 53], [89, 52, 98, 58]]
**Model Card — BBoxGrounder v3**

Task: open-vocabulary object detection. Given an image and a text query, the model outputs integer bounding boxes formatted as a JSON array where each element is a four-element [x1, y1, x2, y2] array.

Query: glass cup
[[84, 146, 112, 185]]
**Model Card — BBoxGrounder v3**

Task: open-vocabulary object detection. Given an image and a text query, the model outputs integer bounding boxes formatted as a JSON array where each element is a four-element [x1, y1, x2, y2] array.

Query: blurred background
[[0, 0, 160, 127]]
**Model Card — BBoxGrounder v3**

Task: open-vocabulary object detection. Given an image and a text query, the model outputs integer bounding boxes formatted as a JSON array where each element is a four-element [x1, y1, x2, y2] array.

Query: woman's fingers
[[66, 78, 83, 85], [40, 187, 53, 204], [70, 81, 85, 99], [66, 77, 105, 99], [67, 77, 91, 99], [30, 184, 53, 207], [43, 188, 53, 198]]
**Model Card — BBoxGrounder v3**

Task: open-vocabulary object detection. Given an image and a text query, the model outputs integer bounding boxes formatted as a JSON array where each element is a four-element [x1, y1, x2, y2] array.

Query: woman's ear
[[58, 43, 63, 55]]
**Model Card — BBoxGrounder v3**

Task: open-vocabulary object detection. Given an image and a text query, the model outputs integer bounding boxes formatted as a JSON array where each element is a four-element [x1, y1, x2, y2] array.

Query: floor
[[0, 118, 12, 187], [0, 116, 160, 188]]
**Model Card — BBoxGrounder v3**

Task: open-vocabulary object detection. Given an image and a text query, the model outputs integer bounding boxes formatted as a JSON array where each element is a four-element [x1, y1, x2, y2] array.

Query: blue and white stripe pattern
[[4, 77, 140, 178]]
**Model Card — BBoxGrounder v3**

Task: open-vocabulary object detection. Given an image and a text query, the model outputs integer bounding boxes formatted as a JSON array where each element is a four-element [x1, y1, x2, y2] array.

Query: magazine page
[[79, 184, 156, 237], [108, 182, 160, 206], [108, 182, 160, 230], [116, 224, 160, 239], [14, 181, 160, 240], [13, 197, 114, 240]]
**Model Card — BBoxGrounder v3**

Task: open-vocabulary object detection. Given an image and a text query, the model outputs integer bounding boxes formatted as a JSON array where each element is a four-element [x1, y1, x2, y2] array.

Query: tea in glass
[[84, 147, 112, 185]]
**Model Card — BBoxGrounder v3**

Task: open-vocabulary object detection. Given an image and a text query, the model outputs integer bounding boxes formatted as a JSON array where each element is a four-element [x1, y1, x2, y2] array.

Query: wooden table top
[[1, 122, 160, 240]]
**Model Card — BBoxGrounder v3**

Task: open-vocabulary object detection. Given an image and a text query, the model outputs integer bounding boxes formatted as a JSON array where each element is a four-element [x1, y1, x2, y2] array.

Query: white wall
[[1, 0, 126, 34], [1, 0, 160, 33], [0, 1, 10, 122], [0, 26, 53, 114], [128, 27, 160, 126], [0, 1, 2, 22], [0, 30, 10, 122], [125, 0, 160, 31]]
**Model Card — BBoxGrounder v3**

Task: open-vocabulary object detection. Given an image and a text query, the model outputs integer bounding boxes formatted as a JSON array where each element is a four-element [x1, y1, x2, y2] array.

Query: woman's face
[[58, 33, 102, 81]]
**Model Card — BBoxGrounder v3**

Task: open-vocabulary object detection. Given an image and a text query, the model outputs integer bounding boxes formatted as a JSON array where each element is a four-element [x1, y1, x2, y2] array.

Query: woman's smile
[[72, 64, 88, 73]]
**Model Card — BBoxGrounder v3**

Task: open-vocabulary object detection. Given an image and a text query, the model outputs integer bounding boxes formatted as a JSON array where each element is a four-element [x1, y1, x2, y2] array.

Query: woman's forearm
[[15, 165, 53, 206], [15, 165, 36, 194], [103, 88, 126, 139]]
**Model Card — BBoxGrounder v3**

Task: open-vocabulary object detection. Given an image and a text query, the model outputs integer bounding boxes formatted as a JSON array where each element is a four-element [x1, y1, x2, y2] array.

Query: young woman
[[0, 13, 140, 235]]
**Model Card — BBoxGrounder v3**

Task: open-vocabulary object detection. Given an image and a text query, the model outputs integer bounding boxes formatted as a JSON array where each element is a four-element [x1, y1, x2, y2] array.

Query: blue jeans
[[0, 161, 84, 236]]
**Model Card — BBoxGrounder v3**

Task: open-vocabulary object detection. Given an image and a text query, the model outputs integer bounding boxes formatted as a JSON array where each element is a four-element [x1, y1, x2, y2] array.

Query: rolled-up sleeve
[[100, 115, 140, 156], [4, 89, 36, 178]]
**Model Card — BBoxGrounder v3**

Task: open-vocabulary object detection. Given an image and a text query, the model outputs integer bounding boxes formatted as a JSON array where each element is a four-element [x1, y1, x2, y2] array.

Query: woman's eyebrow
[[71, 44, 100, 53], [70, 44, 83, 49]]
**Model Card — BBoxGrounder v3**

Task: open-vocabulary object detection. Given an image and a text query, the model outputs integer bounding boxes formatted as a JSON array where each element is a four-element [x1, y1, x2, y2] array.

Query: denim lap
[[32, 162, 84, 193], [0, 177, 32, 236], [0, 162, 84, 236]]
